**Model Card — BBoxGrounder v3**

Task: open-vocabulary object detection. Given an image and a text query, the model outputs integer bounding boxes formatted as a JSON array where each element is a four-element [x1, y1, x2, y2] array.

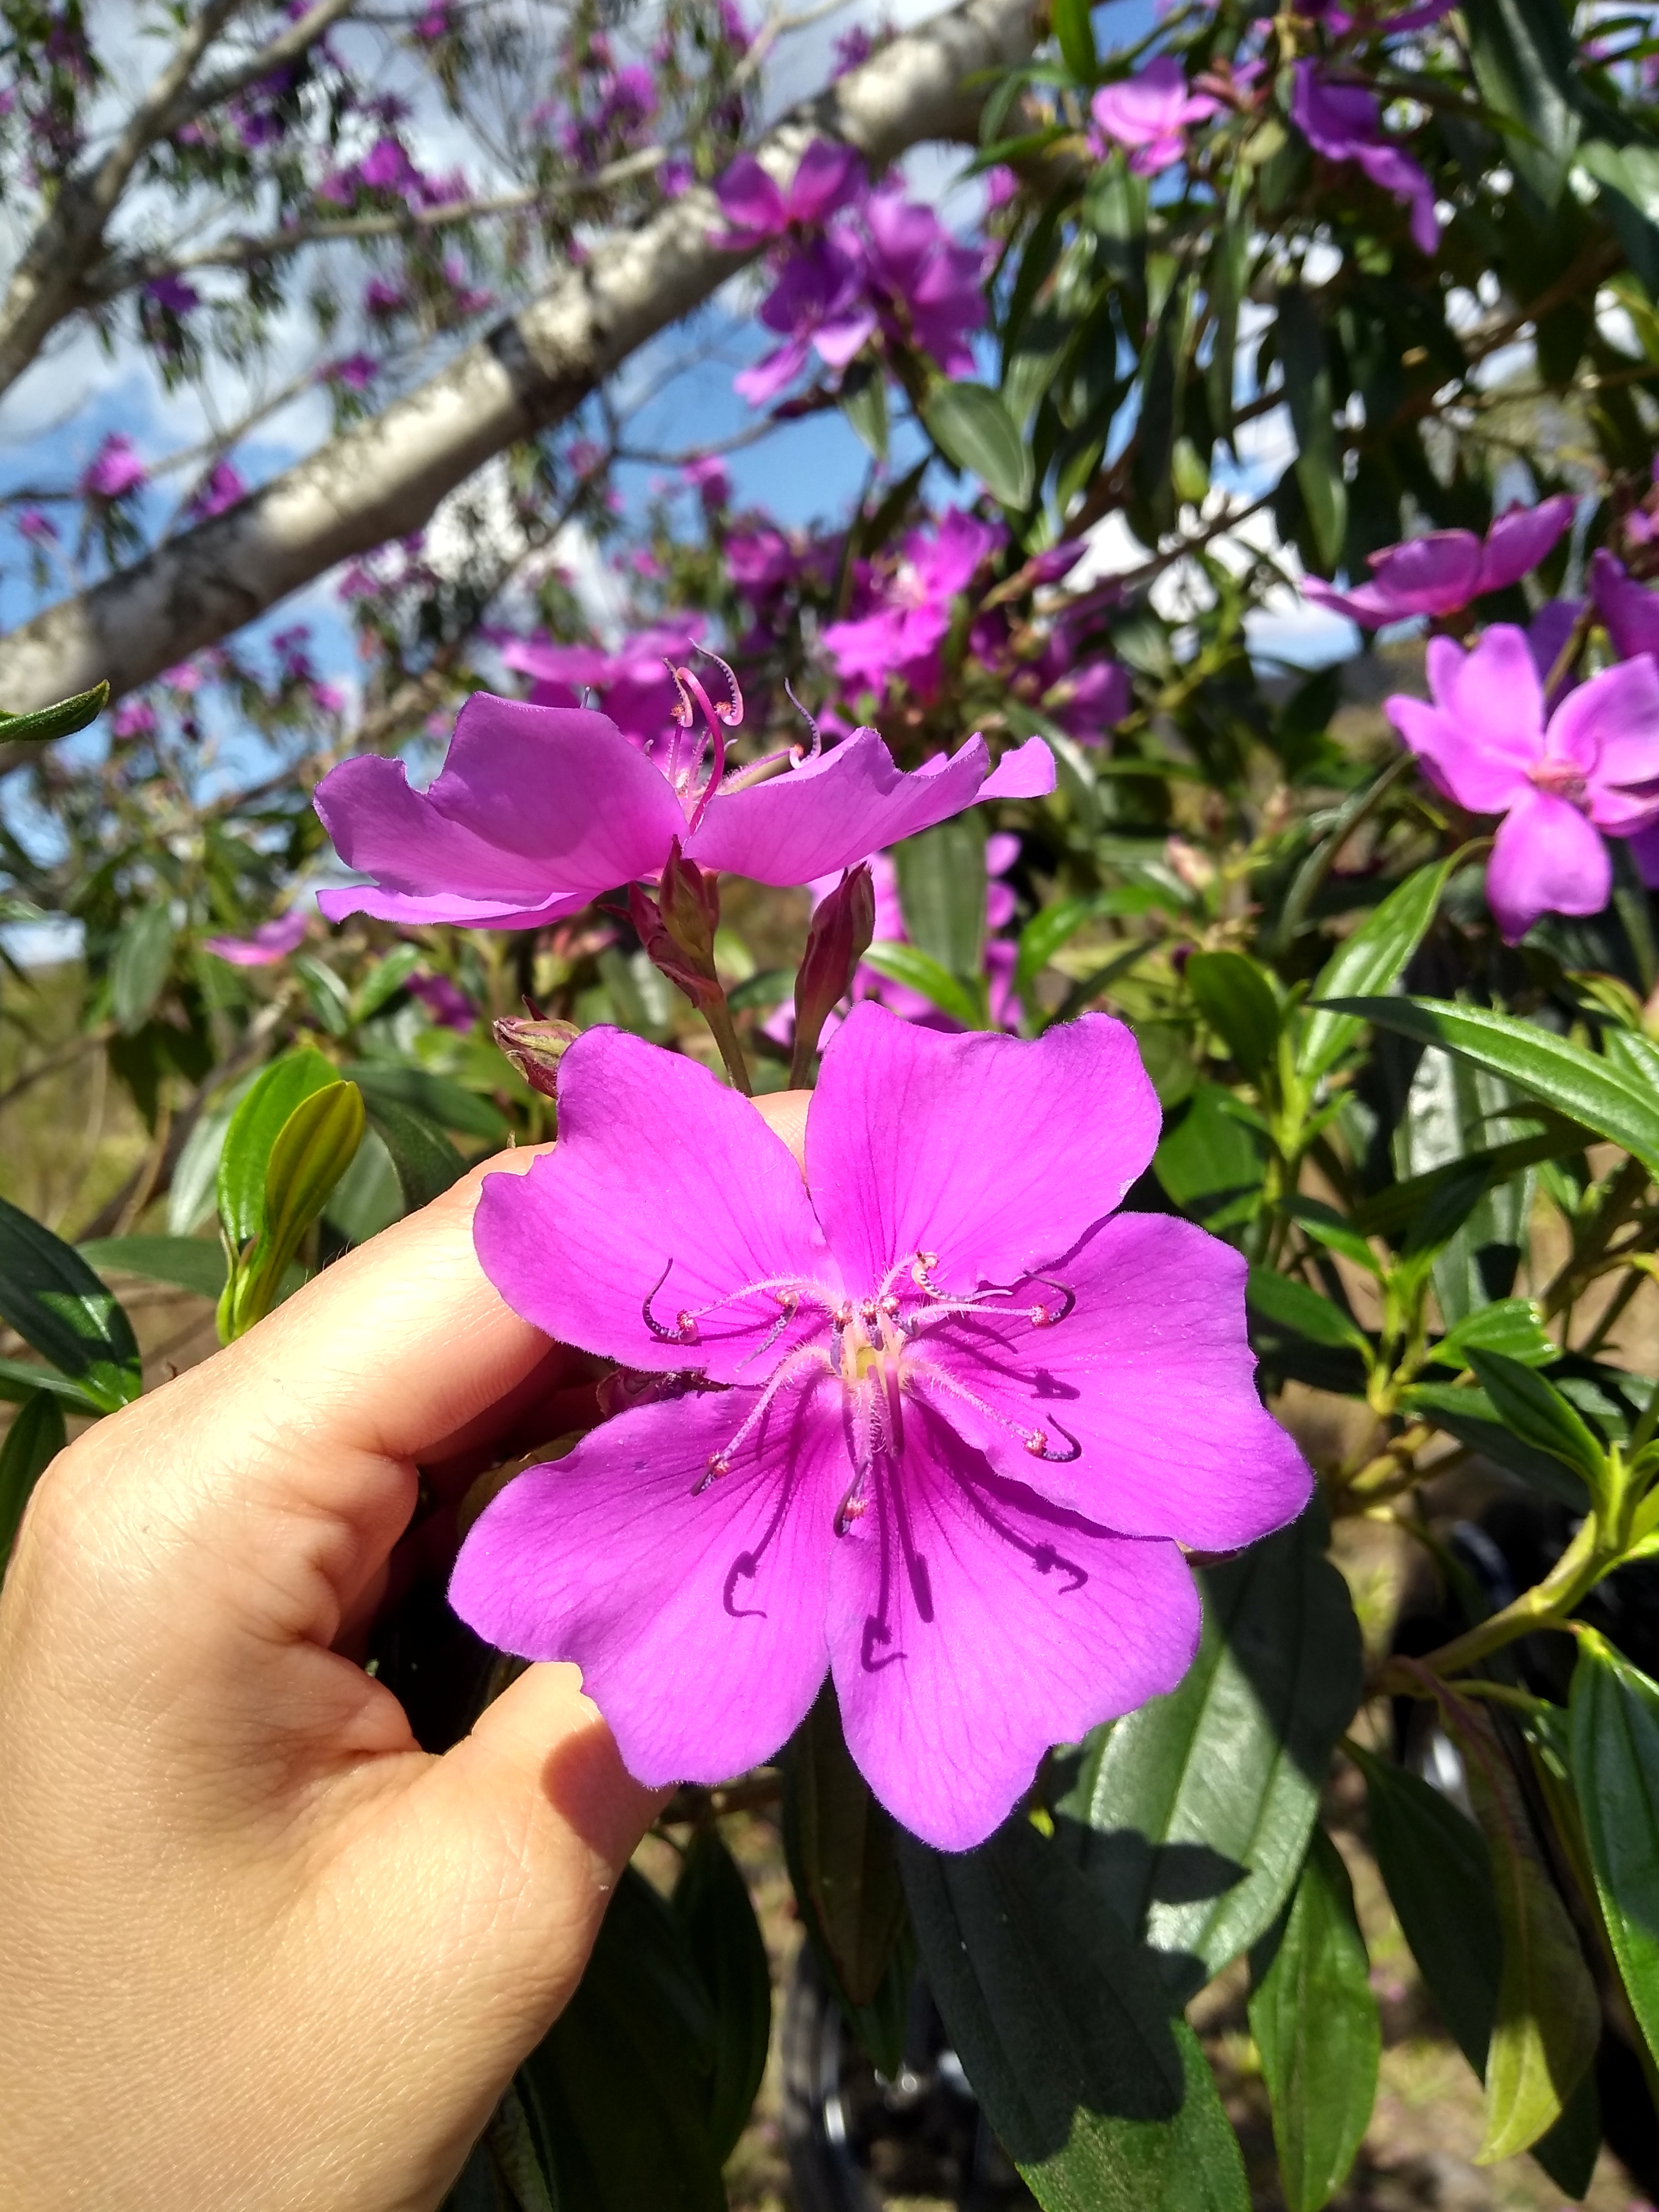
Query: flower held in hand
[[451, 1007, 1311, 1850]]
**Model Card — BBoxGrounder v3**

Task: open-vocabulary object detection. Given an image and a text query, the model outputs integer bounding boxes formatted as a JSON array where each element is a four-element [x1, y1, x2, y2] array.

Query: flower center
[[1529, 756, 1588, 807]]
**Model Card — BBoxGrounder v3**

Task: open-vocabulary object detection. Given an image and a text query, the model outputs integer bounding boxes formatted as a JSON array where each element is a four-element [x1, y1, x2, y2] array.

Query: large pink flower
[[314, 691, 1054, 928], [1090, 58, 1219, 177], [1385, 624, 1659, 941], [1304, 497, 1574, 626], [450, 1007, 1312, 1850]]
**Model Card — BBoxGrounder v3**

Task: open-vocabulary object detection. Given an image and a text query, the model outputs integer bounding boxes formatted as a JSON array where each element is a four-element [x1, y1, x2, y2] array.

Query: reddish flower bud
[[629, 841, 725, 1014], [790, 861, 875, 1084], [495, 1013, 581, 1098]]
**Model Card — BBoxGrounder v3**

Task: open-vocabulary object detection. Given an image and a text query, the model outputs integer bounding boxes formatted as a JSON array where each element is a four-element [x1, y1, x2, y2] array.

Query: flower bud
[[630, 840, 725, 1013], [790, 861, 875, 1083], [495, 1013, 581, 1098]]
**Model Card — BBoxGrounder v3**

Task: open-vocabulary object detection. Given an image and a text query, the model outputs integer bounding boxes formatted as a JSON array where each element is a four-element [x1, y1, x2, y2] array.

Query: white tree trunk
[[0, 0, 1034, 742]]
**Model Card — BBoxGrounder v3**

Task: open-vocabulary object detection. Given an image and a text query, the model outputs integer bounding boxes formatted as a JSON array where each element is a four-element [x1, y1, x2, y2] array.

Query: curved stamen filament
[[697, 1347, 833, 1493], [782, 677, 824, 767], [643, 1259, 846, 1346], [904, 1354, 1084, 1465]]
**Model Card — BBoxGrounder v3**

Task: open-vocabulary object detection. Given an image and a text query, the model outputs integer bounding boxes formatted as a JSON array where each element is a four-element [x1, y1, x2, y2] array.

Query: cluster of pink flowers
[[712, 141, 987, 405]]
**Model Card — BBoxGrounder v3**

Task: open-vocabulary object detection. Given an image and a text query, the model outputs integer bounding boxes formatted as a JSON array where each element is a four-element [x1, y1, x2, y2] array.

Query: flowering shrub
[[7, 0, 1659, 2205]]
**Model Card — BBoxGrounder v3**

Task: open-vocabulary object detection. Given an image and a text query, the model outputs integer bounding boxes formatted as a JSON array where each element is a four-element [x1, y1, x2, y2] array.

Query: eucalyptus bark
[[0, 0, 1036, 742]]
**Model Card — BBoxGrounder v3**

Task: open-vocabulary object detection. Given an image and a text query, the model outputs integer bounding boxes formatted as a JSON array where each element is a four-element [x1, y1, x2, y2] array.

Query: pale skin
[[0, 1090, 811, 2212]]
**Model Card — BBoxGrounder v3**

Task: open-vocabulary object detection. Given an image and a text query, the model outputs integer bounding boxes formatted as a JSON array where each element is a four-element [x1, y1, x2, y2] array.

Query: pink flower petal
[[1549, 654, 1659, 830], [473, 1028, 831, 1383], [827, 1403, 1201, 1850], [1593, 549, 1659, 661], [1486, 787, 1610, 942], [1478, 495, 1574, 594], [1367, 532, 1482, 616], [450, 1384, 841, 1786], [909, 1213, 1312, 1551], [1387, 626, 1543, 814], [980, 734, 1055, 798], [806, 1003, 1161, 1296]]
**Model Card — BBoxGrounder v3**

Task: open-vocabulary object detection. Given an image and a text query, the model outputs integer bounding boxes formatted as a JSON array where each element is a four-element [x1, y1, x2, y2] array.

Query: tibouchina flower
[[1385, 624, 1659, 941], [1290, 62, 1439, 255], [1089, 59, 1219, 178], [1304, 496, 1574, 627], [203, 909, 309, 966], [710, 140, 866, 249], [450, 1007, 1312, 1850], [314, 690, 1054, 929], [1591, 548, 1659, 661]]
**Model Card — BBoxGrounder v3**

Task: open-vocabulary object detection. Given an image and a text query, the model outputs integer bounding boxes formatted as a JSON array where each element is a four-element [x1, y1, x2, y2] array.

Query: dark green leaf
[[1052, 0, 1097, 80], [1466, 1350, 1608, 1487], [0, 1356, 99, 1410], [1055, 1506, 1362, 2000], [1277, 287, 1345, 571], [110, 906, 175, 1034], [1249, 1829, 1379, 2212], [894, 814, 987, 979], [353, 943, 423, 1024], [293, 952, 353, 1037], [1433, 1298, 1554, 1370], [0, 1389, 66, 1563], [783, 1685, 911, 2072], [900, 1820, 1249, 2212], [520, 1865, 725, 2212], [1351, 1125, 1583, 1243], [1246, 1268, 1371, 1358], [1153, 1084, 1269, 1230], [216, 1048, 340, 1246], [725, 966, 793, 1013], [859, 942, 987, 1028], [78, 1234, 226, 1301], [1569, 1630, 1659, 2071], [0, 1194, 141, 1412], [1316, 999, 1659, 1175], [345, 1059, 508, 1141], [922, 380, 1035, 509], [1463, 0, 1580, 202], [323, 1130, 406, 1246], [364, 1096, 467, 1211], [1396, 1385, 1589, 1507], [225, 1082, 365, 1336], [840, 357, 889, 464], [673, 1829, 772, 2161], [1185, 952, 1280, 1083], [0, 680, 108, 744], [1300, 858, 1455, 1081], [1015, 894, 1113, 1012]]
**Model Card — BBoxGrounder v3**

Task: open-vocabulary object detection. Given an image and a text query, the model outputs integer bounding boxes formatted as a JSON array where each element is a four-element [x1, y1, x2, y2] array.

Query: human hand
[[0, 1091, 809, 2212]]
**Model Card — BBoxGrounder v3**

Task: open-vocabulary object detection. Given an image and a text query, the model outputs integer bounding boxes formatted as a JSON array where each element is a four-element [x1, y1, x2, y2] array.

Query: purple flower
[[358, 136, 416, 193], [711, 140, 866, 250], [449, 1008, 1311, 1848], [832, 23, 874, 74], [80, 433, 147, 501], [15, 506, 57, 544], [660, 157, 692, 199], [1089, 58, 1219, 178], [324, 352, 379, 391], [144, 274, 200, 316], [1303, 496, 1575, 625], [683, 454, 731, 509], [823, 508, 1004, 698], [1291, 62, 1439, 255], [1385, 624, 1659, 941], [1591, 548, 1659, 660], [185, 458, 247, 521], [111, 699, 158, 742], [861, 189, 986, 375], [500, 622, 701, 743], [364, 275, 407, 317], [314, 688, 1054, 930], [204, 910, 310, 967], [408, 970, 475, 1029], [734, 234, 877, 405]]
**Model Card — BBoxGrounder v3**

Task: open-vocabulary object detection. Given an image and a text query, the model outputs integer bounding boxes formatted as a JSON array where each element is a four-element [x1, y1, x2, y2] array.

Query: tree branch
[[0, 0, 1037, 735]]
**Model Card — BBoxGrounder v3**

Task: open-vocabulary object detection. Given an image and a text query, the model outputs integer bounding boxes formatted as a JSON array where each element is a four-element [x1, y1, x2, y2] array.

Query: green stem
[[700, 992, 753, 1097], [1388, 1514, 1606, 1681], [1265, 751, 1413, 958]]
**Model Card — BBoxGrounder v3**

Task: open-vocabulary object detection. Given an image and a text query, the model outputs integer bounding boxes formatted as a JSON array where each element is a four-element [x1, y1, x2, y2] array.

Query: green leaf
[[1246, 1268, 1371, 1358], [353, 943, 423, 1024], [839, 357, 889, 464], [1056, 1506, 1363, 2000], [1249, 1829, 1379, 2212], [725, 966, 793, 1013], [0, 1389, 66, 1563], [894, 813, 987, 979], [1463, 0, 1580, 203], [363, 1096, 467, 1211], [1569, 1630, 1659, 2072], [1300, 858, 1455, 1081], [1434, 1297, 1554, 1371], [1317, 998, 1659, 1176], [672, 1829, 772, 2163], [0, 1356, 99, 1410], [225, 1082, 365, 1336], [1438, 1692, 1601, 2162], [216, 1048, 340, 1247], [519, 1866, 725, 2212], [1015, 893, 1112, 1012], [1285, 1200, 1382, 1278], [899, 1820, 1249, 2212], [78, 1234, 227, 1301], [1466, 1350, 1608, 1488], [1052, 0, 1097, 80], [783, 1684, 911, 2071], [293, 952, 353, 1037], [0, 1194, 141, 1413], [0, 680, 108, 744], [1396, 1384, 1589, 1507], [1351, 1745, 1599, 2195], [323, 1130, 406, 1246], [1185, 952, 1280, 1084], [1153, 1083, 1269, 1229], [859, 941, 987, 1029], [345, 1059, 508, 1142], [1277, 287, 1346, 572], [922, 380, 1035, 509], [110, 906, 175, 1034]]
